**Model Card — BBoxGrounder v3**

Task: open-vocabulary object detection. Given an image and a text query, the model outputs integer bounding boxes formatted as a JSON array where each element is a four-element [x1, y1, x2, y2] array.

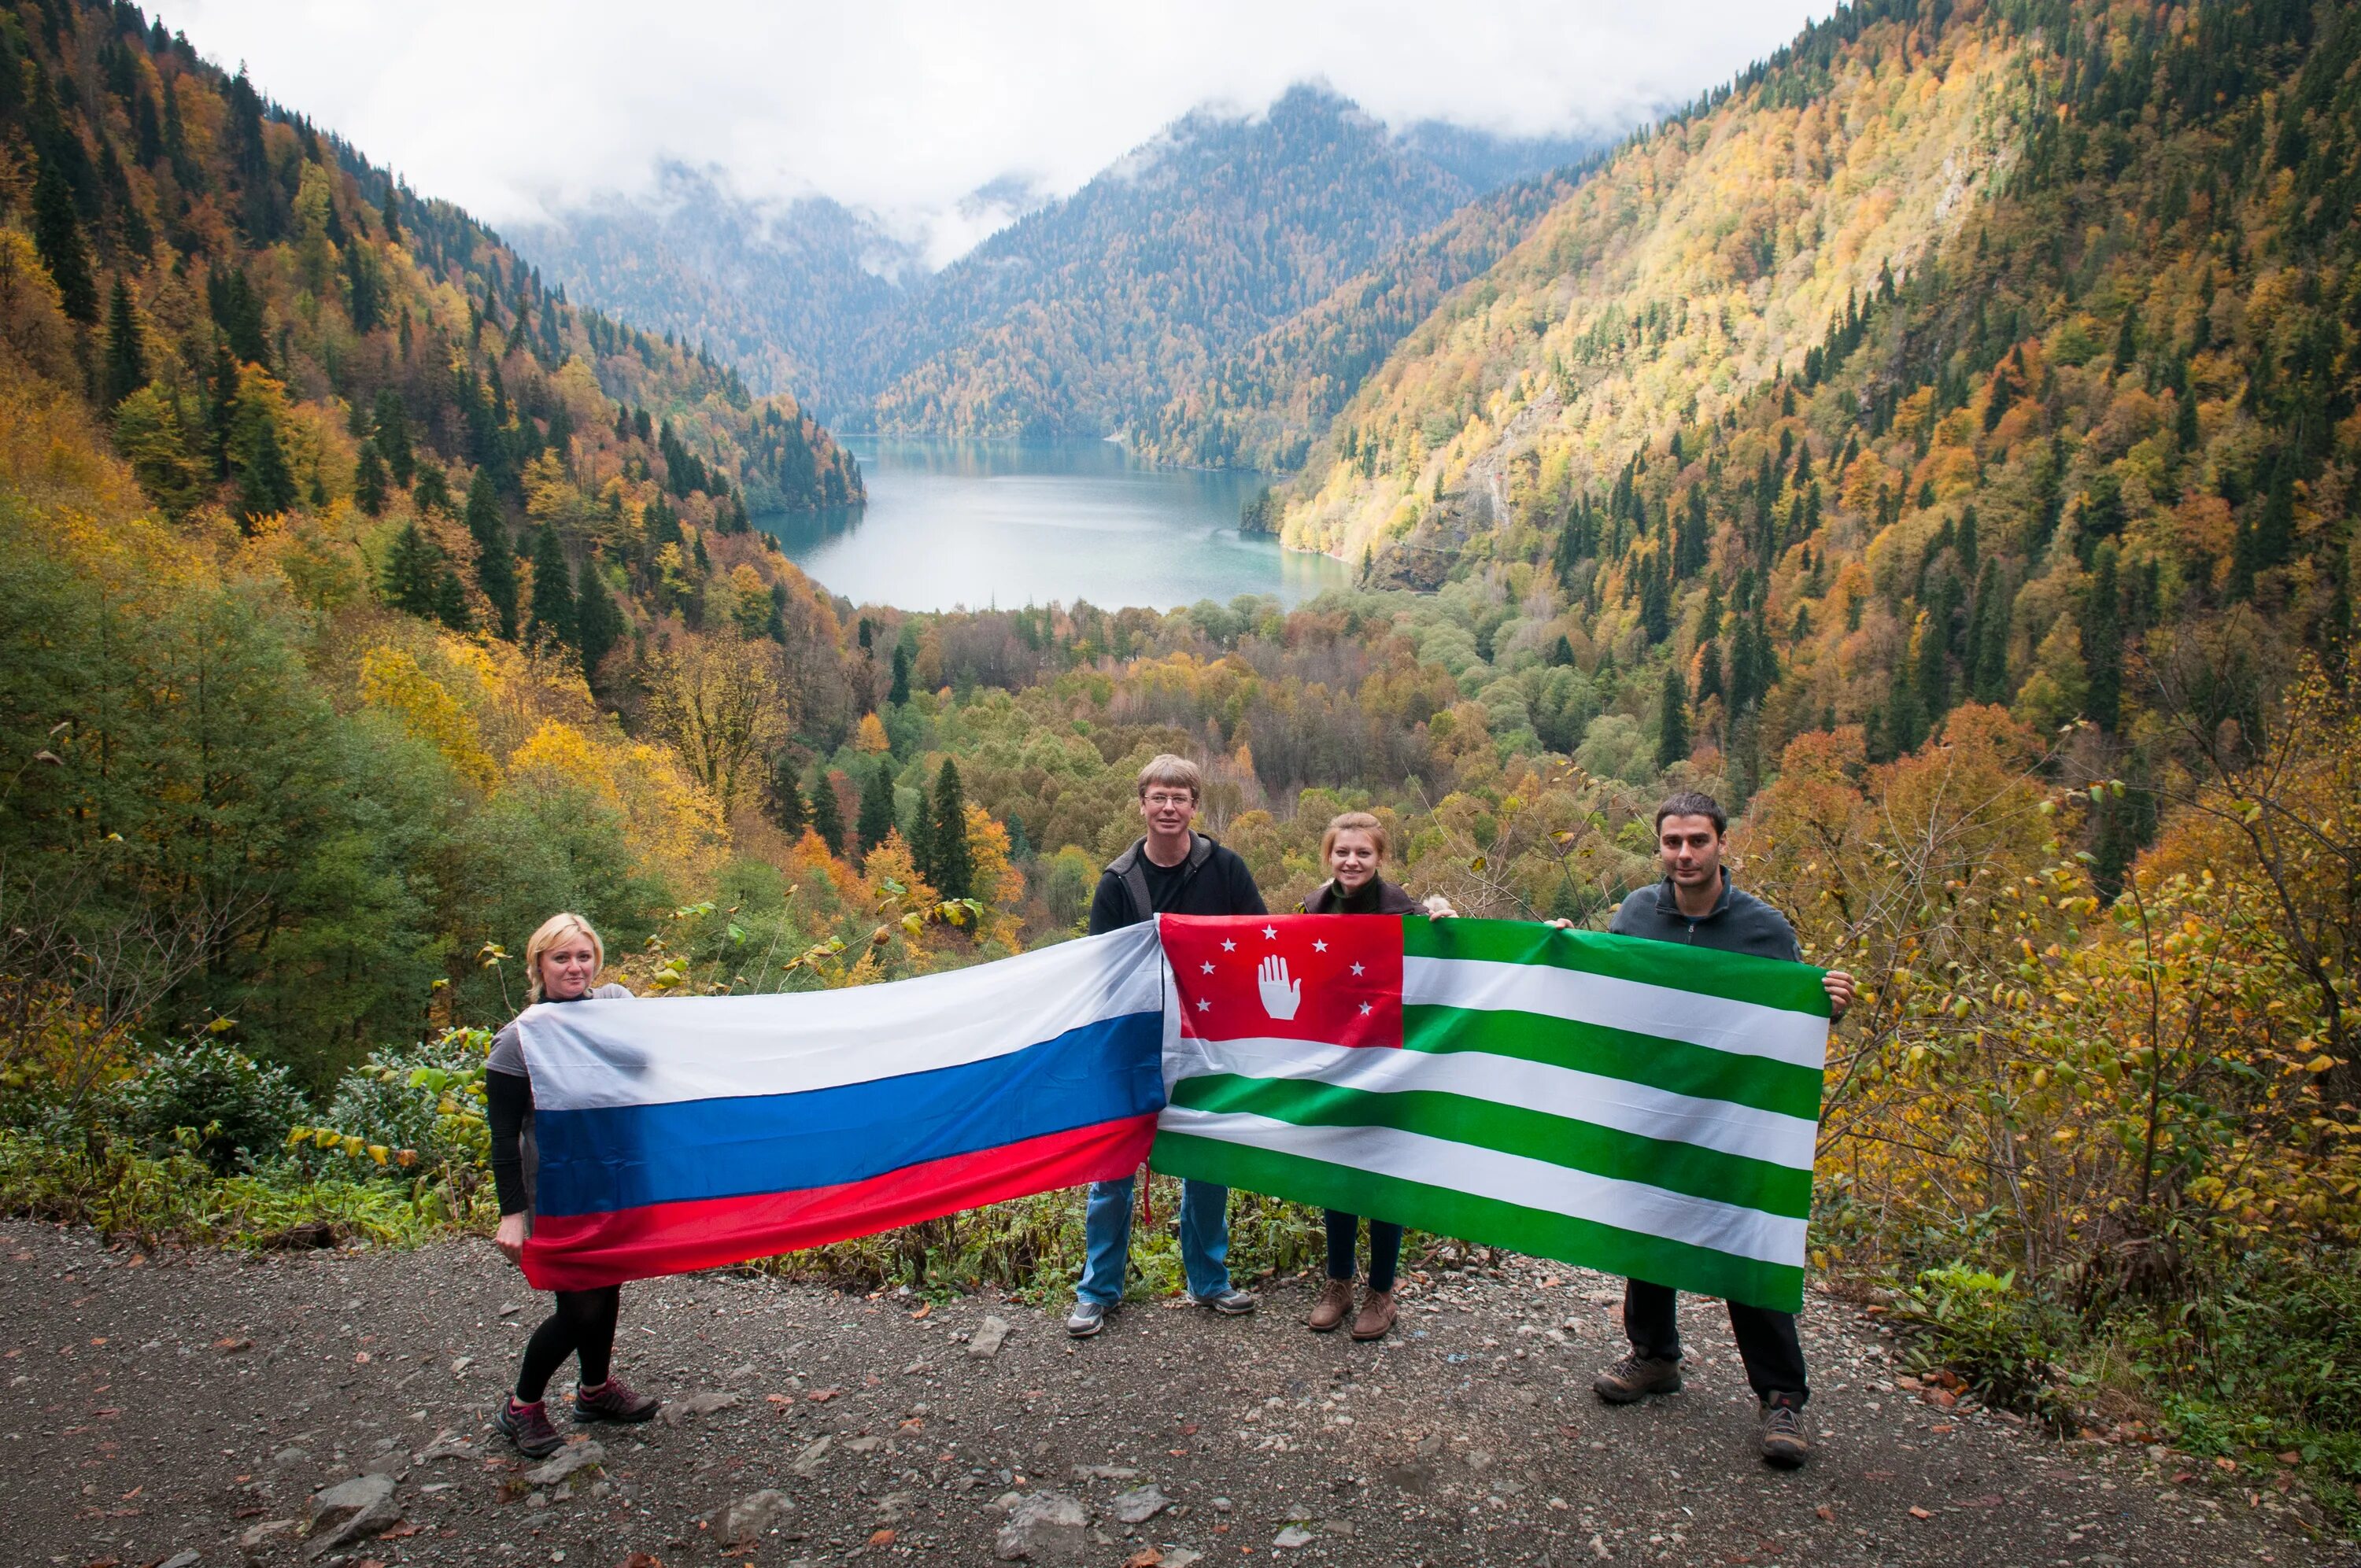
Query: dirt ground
[[0, 1218, 2352, 1567]]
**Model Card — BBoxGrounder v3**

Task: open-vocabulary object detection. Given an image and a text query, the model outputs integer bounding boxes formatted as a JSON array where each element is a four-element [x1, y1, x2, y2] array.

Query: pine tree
[[808, 772, 847, 855], [1968, 559, 2008, 703], [382, 522, 445, 619], [31, 155, 98, 323], [463, 472, 518, 638], [906, 796, 935, 884], [889, 644, 912, 707], [101, 275, 145, 408], [855, 766, 896, 857], [575, 559, 624, 685], [353, 441, 387, 515], [372, 389, 415, 485], [236, 407, 296, 523], [1655, 664, 1690, 772], [763, 754, 807, 836], [527, 525, 578, 649], [930, 759, 974, 901], [2084, 543, 2122, 732]]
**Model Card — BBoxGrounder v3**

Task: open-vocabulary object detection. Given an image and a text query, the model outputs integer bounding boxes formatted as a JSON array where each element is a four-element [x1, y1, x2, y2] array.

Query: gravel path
[[0, 1219, 2350, 1567]]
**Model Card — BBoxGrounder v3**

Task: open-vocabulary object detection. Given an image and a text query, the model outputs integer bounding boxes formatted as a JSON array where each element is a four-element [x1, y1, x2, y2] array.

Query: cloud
[[168, 0, 1834, 261]]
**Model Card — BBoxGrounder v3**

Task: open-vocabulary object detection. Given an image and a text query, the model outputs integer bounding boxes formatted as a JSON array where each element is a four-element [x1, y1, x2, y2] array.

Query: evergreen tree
[[31, 154, 97, 323], [889, 644, 912, 707], [808, 771, 847, 855], [575, 559, 624, 685], [855, 765, 896, 857], [2084, 543, 2123, 733], [905, 796, 935, 884], [353, 441, 387, 515], [1548, 634, 1576, 668], [464, 472, 518, 639], [763, 754, 807, 836], [930, 759, 974, 901], [236, 407, 296, 522], [372, 389, 414, 485], [1655, 664, 1690, 772], [1968, 559, 2008, 703], [382, 522, 445, 620], [101, 275, 144, 408], [526, 525, 577, 649]]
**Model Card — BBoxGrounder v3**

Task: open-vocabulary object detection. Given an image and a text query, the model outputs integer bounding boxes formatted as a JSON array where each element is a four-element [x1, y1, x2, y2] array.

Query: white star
[[1199, 961, 1215, 974], [1196, 998, 1211, 1012], [1312, 939, 1328, 953], [1262, 924, 1277, 939], [1350, 961, 1365, 976], [1221, 939, 1236, 952], [1359, 1002, 1373, 1016]]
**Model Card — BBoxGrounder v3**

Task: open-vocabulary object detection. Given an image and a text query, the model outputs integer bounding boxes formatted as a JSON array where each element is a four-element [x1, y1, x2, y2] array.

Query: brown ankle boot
[[1307, 1278, 1353, 1332], [1350, 1287, 1396, 1341]]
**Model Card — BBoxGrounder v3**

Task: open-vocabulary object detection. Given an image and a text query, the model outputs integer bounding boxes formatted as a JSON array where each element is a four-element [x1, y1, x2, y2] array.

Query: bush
[[1892, 1262, 2066, 1418], [320, 1028, 493, 1179], [112, 1038, 310, 1173]]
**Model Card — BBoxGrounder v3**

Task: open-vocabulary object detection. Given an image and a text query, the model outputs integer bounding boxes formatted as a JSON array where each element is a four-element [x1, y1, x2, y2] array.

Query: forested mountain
[[1272, 0, 2359, 842], [514, 85, 1597, 440], [0, 0, 867, 1064], [510, 168, 922, 415]]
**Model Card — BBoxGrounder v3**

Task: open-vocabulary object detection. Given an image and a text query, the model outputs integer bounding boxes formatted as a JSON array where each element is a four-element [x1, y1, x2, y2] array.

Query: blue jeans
[[1077, 1173, 1232, 1304]]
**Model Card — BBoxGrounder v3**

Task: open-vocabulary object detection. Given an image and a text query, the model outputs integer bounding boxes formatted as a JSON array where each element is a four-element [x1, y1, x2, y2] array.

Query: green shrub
[[112, 1038, 310, 1173], [1892, 1262, 2066, 1418], [321, 1028, 493, 1179]]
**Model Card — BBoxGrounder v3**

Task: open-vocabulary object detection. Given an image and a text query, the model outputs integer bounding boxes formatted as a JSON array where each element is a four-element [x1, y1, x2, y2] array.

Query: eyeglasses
[[1142, 793, 1195, 808]]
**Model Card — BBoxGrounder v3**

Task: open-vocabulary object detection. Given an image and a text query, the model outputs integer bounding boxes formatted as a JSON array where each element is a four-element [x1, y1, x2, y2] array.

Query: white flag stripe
[[1403, 957, 1828, 1071], [517, 921, 1165, 1112], [1158, 1107, 1807, 1266], [1169, 1034, 1816, 1169]]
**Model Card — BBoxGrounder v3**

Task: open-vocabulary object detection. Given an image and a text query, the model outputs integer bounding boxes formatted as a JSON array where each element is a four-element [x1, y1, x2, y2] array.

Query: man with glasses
[[1067, 754, 1266, 1336]]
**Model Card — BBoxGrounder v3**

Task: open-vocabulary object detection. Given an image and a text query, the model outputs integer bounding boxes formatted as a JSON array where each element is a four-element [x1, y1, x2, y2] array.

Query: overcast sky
[[168, 0, 1834, 267]]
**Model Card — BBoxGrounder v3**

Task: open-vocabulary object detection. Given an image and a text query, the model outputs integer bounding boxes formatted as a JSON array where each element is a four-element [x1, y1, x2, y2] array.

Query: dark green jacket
[[1609, 868, 1800, 962]]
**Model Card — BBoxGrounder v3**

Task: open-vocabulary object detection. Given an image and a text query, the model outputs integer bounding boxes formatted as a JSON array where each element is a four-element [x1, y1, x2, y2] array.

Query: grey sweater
[[1608, 869, 1801, 963]]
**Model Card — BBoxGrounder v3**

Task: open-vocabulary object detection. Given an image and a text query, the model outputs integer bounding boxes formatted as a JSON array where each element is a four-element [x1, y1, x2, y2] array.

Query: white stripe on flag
[[518, 921, 1164, 1111], [1402, 956, 1827, 1070], [1169, 1035, 1816, 1168], [1158, 1106, 1807, 1266]]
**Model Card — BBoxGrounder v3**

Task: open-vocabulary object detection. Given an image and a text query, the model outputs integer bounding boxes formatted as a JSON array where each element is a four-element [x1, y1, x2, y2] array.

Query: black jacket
[[1087, 832, 1266, 934], [1608, 868, 1800, 962], [1302, 877, 1422, 916]]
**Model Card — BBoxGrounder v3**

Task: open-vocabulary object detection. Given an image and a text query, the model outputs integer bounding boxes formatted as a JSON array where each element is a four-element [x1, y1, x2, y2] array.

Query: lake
[[755, 437, 1351, 611]]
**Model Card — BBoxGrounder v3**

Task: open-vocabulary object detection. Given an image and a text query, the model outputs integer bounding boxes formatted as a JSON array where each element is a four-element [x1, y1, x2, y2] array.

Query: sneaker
[[1066, 1300, 1114, 1337], [1350, 1287, 1397, 1341], [1306, 1278, 1353, 1332], [1592, 1352, 1683, 1404], [493, 1395, 563, 1459], [574, 1374, 660, 1423], [1758, 1394, 1810, 1468], [1189, 1286, 1258, 1315]]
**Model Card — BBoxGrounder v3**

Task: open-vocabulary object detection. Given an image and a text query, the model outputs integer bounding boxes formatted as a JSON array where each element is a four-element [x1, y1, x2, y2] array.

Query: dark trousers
[[1624, 1278, 1809, 1403], [516, 1286, 620, 1401], [1323, 1210, 1402, 1292]]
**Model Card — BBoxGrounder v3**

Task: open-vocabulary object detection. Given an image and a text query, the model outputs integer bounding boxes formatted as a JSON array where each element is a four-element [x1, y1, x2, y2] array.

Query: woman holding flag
[[1299, 812, 1455, 1341], [486, 913, 663, 1457]]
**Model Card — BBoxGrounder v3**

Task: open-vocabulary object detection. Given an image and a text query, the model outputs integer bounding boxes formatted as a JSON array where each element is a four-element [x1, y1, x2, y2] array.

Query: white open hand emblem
[[1256, 955, 1302, 1020]]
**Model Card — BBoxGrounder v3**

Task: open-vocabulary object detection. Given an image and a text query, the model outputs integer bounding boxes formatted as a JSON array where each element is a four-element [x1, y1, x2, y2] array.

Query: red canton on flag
[[1162, 913, 1402, 1049]]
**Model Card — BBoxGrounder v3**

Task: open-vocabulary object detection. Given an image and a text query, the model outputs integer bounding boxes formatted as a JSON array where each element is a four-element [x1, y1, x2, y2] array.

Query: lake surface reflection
[[756, 437, 1350, 611]]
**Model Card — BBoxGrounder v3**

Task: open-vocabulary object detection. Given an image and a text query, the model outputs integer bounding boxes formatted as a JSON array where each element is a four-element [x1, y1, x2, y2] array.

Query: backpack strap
[[1107, 832, 1216, 921]]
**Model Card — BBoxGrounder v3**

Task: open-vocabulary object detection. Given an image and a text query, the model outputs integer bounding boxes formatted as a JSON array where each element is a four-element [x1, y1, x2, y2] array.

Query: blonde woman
[[485, 913, 658, 1457], [1301, 812, 1454, 1341]]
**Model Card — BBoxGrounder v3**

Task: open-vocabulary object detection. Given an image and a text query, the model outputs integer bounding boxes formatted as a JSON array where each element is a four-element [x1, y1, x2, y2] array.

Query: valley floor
[[0, 1220, 2344, 1567]]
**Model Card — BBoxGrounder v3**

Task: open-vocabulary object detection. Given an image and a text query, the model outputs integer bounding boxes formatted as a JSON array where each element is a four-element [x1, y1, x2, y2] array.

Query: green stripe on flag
[[1402, 917, 1830, 1016], [1150, 1129, 1805, 1313], [1401, 1004, 1824, 1122], [1167, 1073, 1810, 1217]]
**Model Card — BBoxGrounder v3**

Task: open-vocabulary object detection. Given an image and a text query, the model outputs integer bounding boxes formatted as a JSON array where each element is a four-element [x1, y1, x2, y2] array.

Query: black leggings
[[1324, 1210, 1402, 1292], [515, 1287, 620, 1402]]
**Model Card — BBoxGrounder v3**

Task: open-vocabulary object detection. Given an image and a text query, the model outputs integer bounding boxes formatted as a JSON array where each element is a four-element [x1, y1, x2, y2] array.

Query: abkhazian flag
[[513, 921, 1166, 1291], [1150, 914, 1830, 1312]]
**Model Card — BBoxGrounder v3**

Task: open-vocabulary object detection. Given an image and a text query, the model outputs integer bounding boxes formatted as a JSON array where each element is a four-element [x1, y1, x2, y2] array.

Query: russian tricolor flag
[[515, 922, 1167, 1290]]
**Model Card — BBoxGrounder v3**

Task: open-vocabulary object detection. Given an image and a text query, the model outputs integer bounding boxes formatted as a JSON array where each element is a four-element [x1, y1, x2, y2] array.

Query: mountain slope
[[859, 85, 1556, 438], [1270, 0, 2356, 843], [510, 169, 921, 415]]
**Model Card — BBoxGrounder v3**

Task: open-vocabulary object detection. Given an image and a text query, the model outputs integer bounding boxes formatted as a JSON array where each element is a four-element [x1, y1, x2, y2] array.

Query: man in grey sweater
[[1586, 791, 1854, 1469]]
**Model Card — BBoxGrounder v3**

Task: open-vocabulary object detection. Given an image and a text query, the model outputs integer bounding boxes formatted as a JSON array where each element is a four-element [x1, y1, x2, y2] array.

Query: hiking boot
[[1307, 1278, 1354, 1333], [1592, 1352, 1683, 1404], [1190, 1286, 1258, 1315], [1350, 1287, 1397, 1341], [493, 1395, 563, 1459], [574, 1374, 660, 1423], [1758, 1394, 1810, 1469], [1066, 1300, 1114, 1337]]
